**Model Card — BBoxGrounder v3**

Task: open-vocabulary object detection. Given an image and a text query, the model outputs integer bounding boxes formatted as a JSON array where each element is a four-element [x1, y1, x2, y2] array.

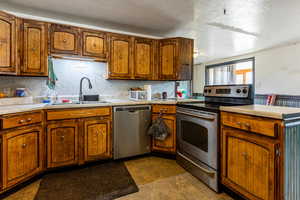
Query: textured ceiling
[[1, 0, 300, 64]]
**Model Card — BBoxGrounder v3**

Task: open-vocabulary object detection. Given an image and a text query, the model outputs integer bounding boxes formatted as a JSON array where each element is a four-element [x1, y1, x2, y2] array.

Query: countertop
[[0, 99, 202, 116], [220, 104, 300, 120]]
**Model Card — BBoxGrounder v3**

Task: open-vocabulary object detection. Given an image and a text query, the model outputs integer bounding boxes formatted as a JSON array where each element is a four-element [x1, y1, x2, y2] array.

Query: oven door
[[176, 107, 218, 169]]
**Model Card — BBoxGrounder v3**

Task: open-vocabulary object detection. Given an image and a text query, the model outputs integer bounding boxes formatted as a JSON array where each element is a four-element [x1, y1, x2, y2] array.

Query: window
[[205, 58, 254, 85]]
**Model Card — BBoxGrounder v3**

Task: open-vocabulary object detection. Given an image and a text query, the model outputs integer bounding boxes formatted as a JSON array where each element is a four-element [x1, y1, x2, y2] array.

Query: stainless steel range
[[176, 84, 254, 192]]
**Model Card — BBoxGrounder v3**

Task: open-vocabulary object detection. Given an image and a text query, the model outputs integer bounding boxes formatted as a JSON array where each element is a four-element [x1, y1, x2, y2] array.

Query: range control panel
[[203, 85, 251, 98]]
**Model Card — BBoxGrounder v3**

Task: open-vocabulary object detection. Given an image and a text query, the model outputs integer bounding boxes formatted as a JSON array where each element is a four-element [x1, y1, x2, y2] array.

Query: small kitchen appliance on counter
[[176, 84, 254, 192]]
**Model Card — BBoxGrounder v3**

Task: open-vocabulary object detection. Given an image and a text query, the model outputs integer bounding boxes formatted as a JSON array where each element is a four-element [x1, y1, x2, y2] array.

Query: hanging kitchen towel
[[47, 57, 58, 90], [148, 116, 170, 141]]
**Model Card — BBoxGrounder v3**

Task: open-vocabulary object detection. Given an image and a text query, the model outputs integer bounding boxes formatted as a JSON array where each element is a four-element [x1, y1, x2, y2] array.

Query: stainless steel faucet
[[79, 77, 93, 102]]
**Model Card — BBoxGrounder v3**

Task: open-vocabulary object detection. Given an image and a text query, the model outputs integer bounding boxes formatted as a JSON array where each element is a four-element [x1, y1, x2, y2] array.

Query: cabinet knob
[[19, 119, 25, 124], [244, 123, 251, 129], [27, 118, 32, 122], [61, 135, 65, 140], [31, 48, 36, 51], [63, 39, 67, 43], [242, 152, 249, 160], [22, 143, 27, 148]]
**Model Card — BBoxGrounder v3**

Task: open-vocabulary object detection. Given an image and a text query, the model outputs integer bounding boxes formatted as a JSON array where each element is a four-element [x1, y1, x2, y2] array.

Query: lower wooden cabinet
[[221, 126, 279, 200], [47, 120, 79, 168], [151, 114, 176, 153], [2, 126, 43, 188], [84, 118, 112, 161]]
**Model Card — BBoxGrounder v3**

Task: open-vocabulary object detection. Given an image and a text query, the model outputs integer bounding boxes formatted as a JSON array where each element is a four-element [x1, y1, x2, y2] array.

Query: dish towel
[[47, 57, 58, 90], [147, 116, 170, 141]]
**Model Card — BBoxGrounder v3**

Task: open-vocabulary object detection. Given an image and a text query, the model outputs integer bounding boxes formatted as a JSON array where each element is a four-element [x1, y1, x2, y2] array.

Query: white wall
[[193, 42, 300, 95]]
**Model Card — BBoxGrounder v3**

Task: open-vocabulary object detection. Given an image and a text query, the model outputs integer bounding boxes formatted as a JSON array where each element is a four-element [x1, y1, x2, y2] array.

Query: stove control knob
[[208, 89, 212, 93], [204, 89, 208, 93], [242, 88, 248, 94], [236, 89, 241, 94]]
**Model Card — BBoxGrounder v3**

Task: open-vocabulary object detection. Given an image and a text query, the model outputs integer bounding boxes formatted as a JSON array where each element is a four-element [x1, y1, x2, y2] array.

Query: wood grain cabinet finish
[[47, 120, 79, 168], [84, 118, 112, 161], [158, 38, 193, 80], [133, 37, 155, 80], [0, 11, 17, 75], [21, 20, 48, 76], [1, 112, 42, 130], [82, 30, 107, 60], [2, 126, 43, 188], [151, 113, 176, 153], [107, 34, 133, 79], [49, 24, 80, 55], [221, 127, 278, 200]]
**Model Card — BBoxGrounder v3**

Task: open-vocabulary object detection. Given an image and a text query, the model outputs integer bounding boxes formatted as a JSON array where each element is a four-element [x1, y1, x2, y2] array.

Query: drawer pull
[[19, 119, 26, 124]]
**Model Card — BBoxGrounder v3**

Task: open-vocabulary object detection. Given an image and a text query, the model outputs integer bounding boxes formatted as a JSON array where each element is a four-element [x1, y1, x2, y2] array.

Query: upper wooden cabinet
[[107, 34, 133, 79], [49, 24, 80, 55], [158, 38, 193, 80], [0, 11, 17, 75], [47, 120, 79, 168], [133, 37, 155, 80], [20, 20, 48, 76], [2, 126, 43, 189], [82, 30, 107, 61]]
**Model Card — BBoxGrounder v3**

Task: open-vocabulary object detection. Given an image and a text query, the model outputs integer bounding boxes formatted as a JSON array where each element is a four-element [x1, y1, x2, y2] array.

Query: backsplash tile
[[0, 58, 176, 100]]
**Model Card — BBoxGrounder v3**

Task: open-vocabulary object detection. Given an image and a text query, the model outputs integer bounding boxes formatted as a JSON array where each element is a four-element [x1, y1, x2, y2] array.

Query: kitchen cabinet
[[0, 11, 18, 75], [2, 126, 44, 189], [221, 112, 282, 200], [49, 24, 81, 55], [151, 105, 177, 153], [82, 30, 107, 61], [21, 20, 48, 76], [84, 117, 112, 161], [133, 37, 155, 80], [158, 38, 193, 80], [47, 120, 79, 168], [107, 34, 133, 79]]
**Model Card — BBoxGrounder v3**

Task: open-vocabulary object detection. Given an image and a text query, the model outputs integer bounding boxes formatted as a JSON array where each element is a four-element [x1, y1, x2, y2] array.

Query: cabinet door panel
[[177, 39, 193, 80], [22, 20, 47, 76], [152, 114, 176, 153], [159, 40, 177, 80], [0, 12, 16, 74], [49, 24, 80, 55], [108, 34, 132, 79], [134, 38, 154, 79], [221, 127, 277, 200], [3, 126, 43, 188], [47, 121, 78, 168], [84, 119, 111, 161], [82, 31, 107, 59]]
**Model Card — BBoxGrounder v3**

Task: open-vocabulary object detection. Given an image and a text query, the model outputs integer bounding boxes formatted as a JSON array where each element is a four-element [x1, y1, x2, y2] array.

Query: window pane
[[206, 59, 254, 85]]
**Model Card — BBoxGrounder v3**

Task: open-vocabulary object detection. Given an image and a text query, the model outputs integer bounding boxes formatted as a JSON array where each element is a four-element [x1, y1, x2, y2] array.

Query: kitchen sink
[[51, 101, 109, 105]]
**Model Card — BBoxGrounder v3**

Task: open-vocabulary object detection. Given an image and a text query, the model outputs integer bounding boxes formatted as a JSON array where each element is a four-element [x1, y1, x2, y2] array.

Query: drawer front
[[152, 105, 176, 114], [221, 112, 281, 137], [1, 112, 42, 129], [46, 107, 111, 121]]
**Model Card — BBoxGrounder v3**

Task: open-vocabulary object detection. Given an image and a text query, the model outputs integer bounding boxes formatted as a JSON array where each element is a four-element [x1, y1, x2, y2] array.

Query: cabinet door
[[49, 24, 80, 55], [21, 20, 48, 76], [133, 38, 155, 79], [152, 114, 176, 153], [82, 30, 107, 60], [221, 127, 278, 200], [2, 126, 43, 188], [0, 11, 17, 74], [177, 38, 193, 80], [84, 118, 112, 161], [159, 39, 177, 80], [108, 34, 132, 79], [47, 120, 78, 168]]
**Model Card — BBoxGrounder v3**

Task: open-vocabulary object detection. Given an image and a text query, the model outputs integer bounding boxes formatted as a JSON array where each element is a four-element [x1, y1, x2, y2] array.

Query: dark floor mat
[[34, 161, 139, 200]]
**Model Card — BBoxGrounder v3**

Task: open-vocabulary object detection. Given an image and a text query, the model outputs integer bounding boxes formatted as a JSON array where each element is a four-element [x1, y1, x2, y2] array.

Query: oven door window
[[181, 120, 208, 152]]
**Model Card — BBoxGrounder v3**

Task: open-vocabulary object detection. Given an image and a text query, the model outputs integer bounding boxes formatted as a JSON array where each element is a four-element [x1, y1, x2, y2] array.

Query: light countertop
[[0, 99, 202, 116], [220, 104, 300, 120]]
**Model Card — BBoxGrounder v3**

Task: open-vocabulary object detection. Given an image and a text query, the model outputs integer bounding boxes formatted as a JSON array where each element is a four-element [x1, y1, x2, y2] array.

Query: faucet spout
[[79, 77, 93, 102]]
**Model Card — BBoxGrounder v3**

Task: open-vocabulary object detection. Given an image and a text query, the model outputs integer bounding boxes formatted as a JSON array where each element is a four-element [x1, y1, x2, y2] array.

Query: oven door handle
[[177, 111, 215, 120], [177, 152, 215, 177]]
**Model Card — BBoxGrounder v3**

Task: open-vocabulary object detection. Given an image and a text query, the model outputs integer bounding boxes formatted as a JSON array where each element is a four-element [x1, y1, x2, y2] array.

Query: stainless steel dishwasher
[[113, 105, 151, 159]]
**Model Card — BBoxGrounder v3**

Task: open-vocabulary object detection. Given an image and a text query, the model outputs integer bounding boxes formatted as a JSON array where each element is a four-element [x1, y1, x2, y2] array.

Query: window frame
[[205, 57, 255, 86]]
